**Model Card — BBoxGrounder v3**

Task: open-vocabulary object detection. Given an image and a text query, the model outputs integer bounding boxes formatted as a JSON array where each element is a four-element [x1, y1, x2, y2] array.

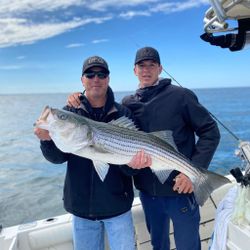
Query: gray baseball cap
[[82, 56, 110, 75]]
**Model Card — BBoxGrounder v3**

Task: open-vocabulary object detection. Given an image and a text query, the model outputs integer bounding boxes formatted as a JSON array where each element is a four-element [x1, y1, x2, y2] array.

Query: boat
[[0, 176, 249, 250], [1, 1, 250, 249]]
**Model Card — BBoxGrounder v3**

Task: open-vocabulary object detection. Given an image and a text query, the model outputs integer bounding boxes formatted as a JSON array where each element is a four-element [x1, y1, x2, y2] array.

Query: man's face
[[81, 66, 109, 101], [134, 60, 162, 88]]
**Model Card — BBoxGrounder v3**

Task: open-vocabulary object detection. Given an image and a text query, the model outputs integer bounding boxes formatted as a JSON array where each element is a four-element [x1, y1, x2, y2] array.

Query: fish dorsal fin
[[149, 130, 178, 151], [109, 116, 138, 130]]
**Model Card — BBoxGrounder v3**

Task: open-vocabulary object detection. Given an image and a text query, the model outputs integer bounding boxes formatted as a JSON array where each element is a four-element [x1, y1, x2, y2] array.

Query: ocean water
[[1, 87, 250, 228]]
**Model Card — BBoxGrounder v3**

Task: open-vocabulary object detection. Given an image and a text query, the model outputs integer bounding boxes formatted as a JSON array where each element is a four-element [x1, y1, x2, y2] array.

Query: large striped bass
[[35, 106, 231, 206]]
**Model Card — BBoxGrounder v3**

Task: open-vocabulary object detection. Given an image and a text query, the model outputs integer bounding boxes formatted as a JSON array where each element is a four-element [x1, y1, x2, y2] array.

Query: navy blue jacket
[[40, 87, 134, 219], [122, 79, 220, 196]]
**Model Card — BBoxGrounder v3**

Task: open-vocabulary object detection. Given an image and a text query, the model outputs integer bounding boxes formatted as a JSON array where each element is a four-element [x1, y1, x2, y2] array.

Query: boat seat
[[28, 223, 73, 250], [132, 201, 152, 249]]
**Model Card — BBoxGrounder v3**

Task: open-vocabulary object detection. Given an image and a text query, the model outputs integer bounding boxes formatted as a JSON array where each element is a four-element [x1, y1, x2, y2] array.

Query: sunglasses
[[84, 71, 109, 79]]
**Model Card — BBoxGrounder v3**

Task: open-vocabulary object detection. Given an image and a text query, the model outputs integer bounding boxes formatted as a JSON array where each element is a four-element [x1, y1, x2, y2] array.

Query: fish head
[[35, 106, 93, 153]]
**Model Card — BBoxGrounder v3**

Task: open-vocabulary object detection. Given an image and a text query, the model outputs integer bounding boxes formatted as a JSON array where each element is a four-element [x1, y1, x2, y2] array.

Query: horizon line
[[1, 85, 250, 95]]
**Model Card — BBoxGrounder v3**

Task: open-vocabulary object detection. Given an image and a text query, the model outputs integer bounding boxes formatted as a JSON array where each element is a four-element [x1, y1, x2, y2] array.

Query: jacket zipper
[[153, 174, 157, 196], [89, 167, 95, 217]]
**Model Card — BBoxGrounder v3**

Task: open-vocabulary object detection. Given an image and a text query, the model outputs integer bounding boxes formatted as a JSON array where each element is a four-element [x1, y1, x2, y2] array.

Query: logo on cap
[[82, 56, 109, 75], [88, 57, 105, 65]]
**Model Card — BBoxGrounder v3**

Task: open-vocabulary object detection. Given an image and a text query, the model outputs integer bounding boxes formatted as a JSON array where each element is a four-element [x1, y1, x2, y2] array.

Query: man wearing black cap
[[121, 47, 220, 250], [34, 55, 150, 250], [66, 48, 220, 250]]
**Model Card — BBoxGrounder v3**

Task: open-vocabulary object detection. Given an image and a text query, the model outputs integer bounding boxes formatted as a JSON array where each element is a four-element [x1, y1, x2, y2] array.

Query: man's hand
[[67, 92, 82, 108], [128, 150, 152, 169], [34, 127, 51, 141], [173, 173, 193, 194]]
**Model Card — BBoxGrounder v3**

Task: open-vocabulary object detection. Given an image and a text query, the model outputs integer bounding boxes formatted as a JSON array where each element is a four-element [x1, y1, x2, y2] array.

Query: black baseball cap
[[134, 47, 161, 65], [82, 56, 110, 75]]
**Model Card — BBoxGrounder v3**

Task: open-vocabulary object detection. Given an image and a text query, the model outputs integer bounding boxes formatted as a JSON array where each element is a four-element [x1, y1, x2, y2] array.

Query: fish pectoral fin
[[151, 168, 174, 184], [92, 160, 110, 181]]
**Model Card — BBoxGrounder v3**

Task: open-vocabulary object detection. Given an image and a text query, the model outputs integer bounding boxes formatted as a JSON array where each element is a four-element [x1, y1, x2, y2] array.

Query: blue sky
[[0, 0, 250, 94]]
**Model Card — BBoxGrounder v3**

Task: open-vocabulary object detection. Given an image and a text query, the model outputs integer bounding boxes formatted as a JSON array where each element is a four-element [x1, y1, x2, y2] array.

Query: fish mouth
[[34, 106, 51, 127]]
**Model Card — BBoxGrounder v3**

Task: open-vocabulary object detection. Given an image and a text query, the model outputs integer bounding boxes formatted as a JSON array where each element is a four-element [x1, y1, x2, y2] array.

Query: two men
[[67, 47, 220, 250]]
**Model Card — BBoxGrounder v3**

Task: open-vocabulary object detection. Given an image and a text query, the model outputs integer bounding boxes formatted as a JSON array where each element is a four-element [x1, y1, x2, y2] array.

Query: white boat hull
[[1, 181, 249, 250]]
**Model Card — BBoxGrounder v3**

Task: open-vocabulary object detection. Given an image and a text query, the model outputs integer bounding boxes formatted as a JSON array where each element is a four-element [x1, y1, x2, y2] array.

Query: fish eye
[[58, 113, 68, 120]]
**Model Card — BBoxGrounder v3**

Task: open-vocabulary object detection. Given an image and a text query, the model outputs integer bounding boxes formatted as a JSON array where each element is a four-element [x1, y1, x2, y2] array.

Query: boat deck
[[1, 182, 250, 250]]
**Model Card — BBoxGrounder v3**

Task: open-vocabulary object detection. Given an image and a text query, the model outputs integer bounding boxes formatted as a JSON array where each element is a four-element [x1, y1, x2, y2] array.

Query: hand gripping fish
[[35, 106, 231, 206]]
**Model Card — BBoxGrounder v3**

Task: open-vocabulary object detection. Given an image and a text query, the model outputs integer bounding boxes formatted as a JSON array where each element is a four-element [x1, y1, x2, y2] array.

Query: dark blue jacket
[[122, 79, 220, 196], [40, 87, 134, 219]]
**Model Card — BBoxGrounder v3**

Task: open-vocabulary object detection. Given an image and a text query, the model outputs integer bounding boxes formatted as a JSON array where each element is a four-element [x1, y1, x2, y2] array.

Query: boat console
[[201, 0, 250, 51]]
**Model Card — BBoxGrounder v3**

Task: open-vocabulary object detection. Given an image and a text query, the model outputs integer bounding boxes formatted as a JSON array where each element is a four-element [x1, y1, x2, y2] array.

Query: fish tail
[[193, 169, 231, 206]]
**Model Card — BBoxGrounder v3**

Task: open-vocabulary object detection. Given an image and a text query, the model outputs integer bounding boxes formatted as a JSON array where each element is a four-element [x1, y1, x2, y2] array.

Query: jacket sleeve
[[40, 140, 69, 164], [119, 165, 140, 176], [182, 89, 220, 169]]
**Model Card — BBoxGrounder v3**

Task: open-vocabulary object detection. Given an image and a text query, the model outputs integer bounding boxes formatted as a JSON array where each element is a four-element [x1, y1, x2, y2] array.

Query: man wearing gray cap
[[35, 55, 150, 250], [122, 47, 220, 250], [66, 48, 220, 250]]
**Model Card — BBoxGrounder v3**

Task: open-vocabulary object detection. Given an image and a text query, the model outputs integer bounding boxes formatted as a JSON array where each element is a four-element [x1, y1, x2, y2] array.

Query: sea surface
[[1, 87, 250, 228]]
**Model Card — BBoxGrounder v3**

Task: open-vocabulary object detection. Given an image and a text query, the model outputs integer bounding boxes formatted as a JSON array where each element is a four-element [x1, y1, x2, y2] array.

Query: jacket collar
[[135, 78, 171, 101], [80, 86, 116, 117]]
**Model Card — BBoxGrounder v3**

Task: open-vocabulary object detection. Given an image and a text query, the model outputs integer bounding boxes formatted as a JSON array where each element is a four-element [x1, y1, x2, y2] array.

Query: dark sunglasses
[[84, 71, 109, 79]]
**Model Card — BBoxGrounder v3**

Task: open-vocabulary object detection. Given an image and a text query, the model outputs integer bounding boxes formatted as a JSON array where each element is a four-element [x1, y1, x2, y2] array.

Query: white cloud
[[66, 43, 85, 48], [0, 0, 84, 14], [119, 0, 209, 18], [0, 16, 112, 48], [0, 65, 23, 70], [16, 56, 26, 60], [0, 0, 157, 14], [118, 0, 208, 19], [85, 0, 158, 11], [92, 39, 109, 44], [0, 0, 209, 48], [119, 11, 151, 19], [151, 0, 208, 13]]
